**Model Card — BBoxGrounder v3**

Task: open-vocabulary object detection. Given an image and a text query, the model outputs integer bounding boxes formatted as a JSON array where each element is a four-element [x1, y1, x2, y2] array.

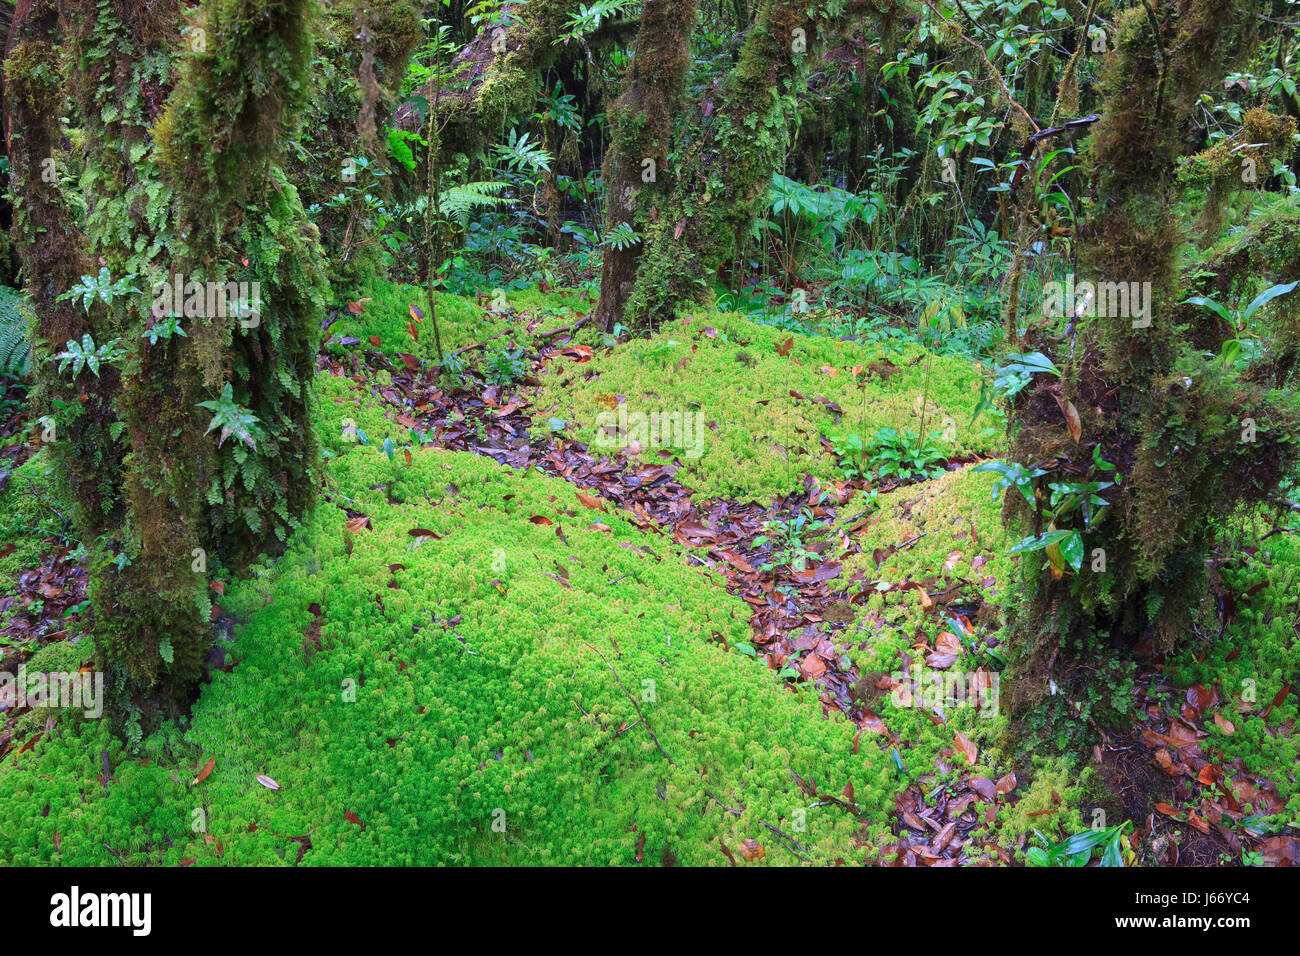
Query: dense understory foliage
[[1, 0, 1298, 869]]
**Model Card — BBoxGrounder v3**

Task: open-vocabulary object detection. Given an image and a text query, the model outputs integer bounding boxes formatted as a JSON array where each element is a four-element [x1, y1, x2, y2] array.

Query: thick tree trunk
[[591, 0, 700, 331], [1001, 0, 1297, 720], [622, 0, 813, 330], [7, 0, 325, 716]]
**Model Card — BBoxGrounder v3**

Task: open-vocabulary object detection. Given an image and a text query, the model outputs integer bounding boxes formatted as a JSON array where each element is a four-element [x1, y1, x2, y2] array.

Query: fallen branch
[[537, 314, 591, 340]]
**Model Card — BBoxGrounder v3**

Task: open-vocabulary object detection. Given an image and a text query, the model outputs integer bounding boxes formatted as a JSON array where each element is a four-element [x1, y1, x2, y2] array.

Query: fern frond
[[0, 285, 33, 377], [438, 181, 512, 225]]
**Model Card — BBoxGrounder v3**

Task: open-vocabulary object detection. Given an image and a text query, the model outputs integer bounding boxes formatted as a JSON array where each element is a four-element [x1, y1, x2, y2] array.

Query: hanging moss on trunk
[[591, 0, 700, 331], [619, 0, 814, 329], [51, 0, 213, 708], [285, 0, 420, 288], [621, 1, 890, 330], [5, 0, 327, 718], [395, 0, 576, 159], [155, 0, 327, 565], [1000, 0, 1300, 734], [4, 0, 122, 539], [1178, 108, 1297, 247], [1175, 199, 1300, 370]]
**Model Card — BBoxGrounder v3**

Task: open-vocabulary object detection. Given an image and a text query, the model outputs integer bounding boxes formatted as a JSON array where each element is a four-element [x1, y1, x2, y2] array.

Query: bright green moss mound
[[327, 280, 591, 363], [841, 466, 1011, 594], [834, 467, 1013, 821], [1167, 525, 1300, 818], [535, 312, 1001, 502], [0, 453, 60, 585], [0, 380, 910, 866]]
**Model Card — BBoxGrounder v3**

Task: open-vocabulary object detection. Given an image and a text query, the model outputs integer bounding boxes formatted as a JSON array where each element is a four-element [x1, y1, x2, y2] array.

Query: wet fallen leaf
[[193, 757, 215, 785], [935, 632, 964, 655], [954, 730, 977, 766]]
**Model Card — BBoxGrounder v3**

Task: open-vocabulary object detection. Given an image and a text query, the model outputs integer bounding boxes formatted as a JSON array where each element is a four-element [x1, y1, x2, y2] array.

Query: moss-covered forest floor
[[0, 284, 1295, 866]]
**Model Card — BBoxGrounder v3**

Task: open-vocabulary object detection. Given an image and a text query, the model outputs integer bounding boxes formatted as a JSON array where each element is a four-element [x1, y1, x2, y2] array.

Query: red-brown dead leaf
[[954, 730, 977, 766], [193, 757, 215, 785], [935, 632, 964, 655]]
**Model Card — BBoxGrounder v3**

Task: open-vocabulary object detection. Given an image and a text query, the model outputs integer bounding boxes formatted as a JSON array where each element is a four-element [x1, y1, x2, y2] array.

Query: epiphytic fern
[[0, 285, 32, 377]]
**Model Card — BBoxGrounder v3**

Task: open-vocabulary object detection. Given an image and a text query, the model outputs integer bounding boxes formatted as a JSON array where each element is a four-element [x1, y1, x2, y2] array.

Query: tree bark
[[622, 0, 813, 330], [7, 0, 326, 716], [1001, 0, 1297, 720], [4, 0, 120, 540], [591, 0, 700, 331]]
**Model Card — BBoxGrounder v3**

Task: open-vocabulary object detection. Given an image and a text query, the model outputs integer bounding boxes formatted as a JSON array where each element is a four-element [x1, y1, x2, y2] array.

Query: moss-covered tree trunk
[[287, 0, 421, 287], [4, 0, 121, 540], [621, 0, 813, 330], [591, 0, 700, 331], [1001, 0, 1300, 723], [404, 0, 575, 158], [7, 0, 326, 719]]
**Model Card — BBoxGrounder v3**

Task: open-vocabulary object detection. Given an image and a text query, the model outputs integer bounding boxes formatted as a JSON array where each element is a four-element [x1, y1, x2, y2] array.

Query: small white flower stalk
[[1042, 274, 1153, 329]]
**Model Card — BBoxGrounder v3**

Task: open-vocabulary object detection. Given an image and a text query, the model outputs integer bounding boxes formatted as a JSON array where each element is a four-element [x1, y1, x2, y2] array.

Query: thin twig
[[538, 314, 591, 340], [923, 0, 1039, 134], [584, 642, 676, 766]]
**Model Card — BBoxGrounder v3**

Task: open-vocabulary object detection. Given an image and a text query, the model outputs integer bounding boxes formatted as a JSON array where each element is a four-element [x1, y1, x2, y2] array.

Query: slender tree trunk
[[622, 0, 813, 330], [4, 0, 120, 540], [591, 0, 700, 331]]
